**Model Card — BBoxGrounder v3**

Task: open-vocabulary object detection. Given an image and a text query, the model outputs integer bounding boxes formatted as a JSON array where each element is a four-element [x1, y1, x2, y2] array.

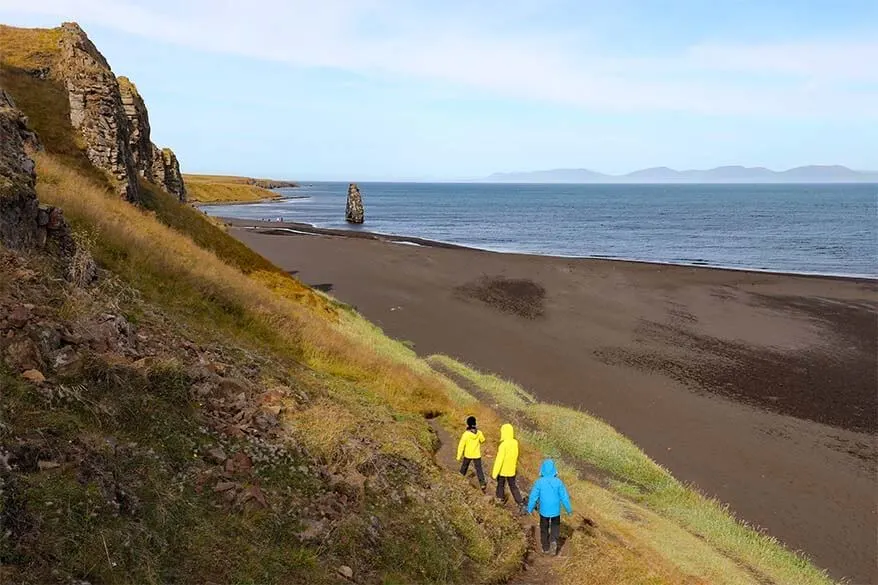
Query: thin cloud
[[3, 0, 876, 118]]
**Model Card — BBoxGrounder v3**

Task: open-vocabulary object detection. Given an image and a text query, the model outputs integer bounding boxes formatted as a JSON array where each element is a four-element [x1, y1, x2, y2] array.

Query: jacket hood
[[539, 459, 557, 477], [500, 423, 514, 441]]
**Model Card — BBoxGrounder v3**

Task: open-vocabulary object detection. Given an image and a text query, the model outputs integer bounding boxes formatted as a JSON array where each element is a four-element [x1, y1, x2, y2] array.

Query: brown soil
[[228, 220, 878, 584]]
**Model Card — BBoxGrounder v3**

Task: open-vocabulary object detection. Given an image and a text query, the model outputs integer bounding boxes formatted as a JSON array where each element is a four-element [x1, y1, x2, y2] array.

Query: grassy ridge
[[428, 355, 834, 585], [183, 174, 295, 203]]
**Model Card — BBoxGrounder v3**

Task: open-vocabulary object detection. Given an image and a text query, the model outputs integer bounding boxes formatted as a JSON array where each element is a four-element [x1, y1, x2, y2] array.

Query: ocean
[[203, 182, 878, 278]]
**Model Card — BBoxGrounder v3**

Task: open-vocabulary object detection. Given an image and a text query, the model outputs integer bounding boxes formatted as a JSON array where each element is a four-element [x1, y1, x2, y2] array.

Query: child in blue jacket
[[527, 459, 572, 555]]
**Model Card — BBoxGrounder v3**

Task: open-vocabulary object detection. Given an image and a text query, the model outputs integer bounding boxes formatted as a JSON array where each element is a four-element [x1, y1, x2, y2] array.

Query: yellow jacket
[[457, 428, 485, 460], [492, 424, 519, 478]]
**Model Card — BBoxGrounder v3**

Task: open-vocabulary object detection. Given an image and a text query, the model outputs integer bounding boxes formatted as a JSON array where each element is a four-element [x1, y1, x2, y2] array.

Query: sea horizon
[[203, 181, 878, 278]]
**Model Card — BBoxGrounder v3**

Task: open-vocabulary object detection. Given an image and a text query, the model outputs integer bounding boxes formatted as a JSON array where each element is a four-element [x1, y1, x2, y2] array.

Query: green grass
[[427, 355, 836, 585], [0, 359, 330, 585]]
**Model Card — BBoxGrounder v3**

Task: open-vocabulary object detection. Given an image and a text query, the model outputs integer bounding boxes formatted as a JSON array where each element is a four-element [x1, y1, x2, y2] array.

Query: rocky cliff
[[0, 89, 91, 280], [118, 75, 187, 201], [0, 22, 186, 203], [0, 89, 41, 249]]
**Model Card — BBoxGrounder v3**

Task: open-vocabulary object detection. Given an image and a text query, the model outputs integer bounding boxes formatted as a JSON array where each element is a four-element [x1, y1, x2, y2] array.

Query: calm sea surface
[[204, 182, 878, 277]]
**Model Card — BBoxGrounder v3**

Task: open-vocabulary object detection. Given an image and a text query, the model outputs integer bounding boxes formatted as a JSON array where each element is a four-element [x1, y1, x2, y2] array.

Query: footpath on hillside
[[428, 419, 562, 585]]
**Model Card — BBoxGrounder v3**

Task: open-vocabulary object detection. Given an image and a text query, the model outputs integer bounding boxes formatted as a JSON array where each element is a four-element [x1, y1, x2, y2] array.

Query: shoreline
[[226, 219, 877, 582], [220, 217, 878, 283]]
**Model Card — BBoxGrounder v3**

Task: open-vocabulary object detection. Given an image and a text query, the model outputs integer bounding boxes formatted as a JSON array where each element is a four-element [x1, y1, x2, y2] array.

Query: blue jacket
[[527, 459, 572, 518]]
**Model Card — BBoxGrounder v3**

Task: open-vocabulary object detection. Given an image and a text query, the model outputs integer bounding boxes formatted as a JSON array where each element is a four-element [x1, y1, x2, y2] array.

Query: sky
[[1, 0, 876, 180]]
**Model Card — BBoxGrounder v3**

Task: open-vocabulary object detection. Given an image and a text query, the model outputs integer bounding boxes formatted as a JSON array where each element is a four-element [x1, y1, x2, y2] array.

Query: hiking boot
[[480, 485, 487, 494], [518, 503, 528, 516], [494, 497, 505, 506], [550, 541, 558, 556], [541, 547, 551, 555]]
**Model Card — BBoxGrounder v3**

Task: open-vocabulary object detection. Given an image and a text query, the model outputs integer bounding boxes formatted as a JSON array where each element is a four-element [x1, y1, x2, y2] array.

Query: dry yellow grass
[[35, 152, 452, 420], [183, 174, 296, 203], [185, 180, 280, 203], [0, 25, 62, 70]]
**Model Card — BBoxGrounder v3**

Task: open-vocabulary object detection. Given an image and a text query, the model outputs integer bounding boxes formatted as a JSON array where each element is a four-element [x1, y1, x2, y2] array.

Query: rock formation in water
[[345, 183, 364, 224]]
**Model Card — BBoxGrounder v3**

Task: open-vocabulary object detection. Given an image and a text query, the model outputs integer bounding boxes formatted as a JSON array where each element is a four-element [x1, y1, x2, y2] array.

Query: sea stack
[[345, 183, 364, 224]]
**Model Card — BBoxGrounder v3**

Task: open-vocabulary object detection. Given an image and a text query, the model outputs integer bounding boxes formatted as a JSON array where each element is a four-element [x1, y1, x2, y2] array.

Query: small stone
[[21, 369, 46, 383], [337, 565, 354, 580], [9, 305, 29, 328], [213, 481, 236, 492], [37, 460, 60, 471], [206, 446, 227, 464]]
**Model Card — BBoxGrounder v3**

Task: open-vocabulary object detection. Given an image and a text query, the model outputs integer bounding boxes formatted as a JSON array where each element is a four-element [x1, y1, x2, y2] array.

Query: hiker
[[456, 415, 487, 492], [527, 459, 572, 555], [492, 423, 524, 512]]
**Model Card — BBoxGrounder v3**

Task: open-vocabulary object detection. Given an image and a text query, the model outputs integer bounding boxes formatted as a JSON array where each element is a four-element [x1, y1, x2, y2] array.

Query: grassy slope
[[183, 174, 289, 203], [1, 23, 836, 585], [428, 355, 834, 585]]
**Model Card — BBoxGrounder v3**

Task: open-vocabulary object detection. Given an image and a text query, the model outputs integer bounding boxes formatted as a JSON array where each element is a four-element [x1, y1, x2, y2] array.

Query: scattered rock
[[30, 324, 62, 357], [337, 565, 354, 580], [345, 183, 364, 224], [9, 305, 30, 328], [206, 446, 228, 464], [21, 369, 46, 383], [51, 345, 82, 374], [224, 452, 253, 475], [5, 338, 43, 371], [37, 459, 60, 471], [213, 481, 237, 493]]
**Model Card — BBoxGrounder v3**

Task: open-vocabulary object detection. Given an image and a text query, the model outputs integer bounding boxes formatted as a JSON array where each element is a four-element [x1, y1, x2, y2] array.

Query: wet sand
[[228, 220, 877, 583]]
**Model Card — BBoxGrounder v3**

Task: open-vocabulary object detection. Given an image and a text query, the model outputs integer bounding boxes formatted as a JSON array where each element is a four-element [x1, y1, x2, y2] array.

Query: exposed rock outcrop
[[1, 23, 186, 203], [0, 89, 41, 249], [118, 76, 187, 201], [345, 183, 364, 224], [57, 22, 140, 202], [0, 89, 92, 281], [151, 145, 187, 202]]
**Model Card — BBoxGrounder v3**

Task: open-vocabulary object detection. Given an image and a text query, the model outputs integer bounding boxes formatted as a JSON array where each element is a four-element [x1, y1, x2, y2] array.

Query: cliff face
[[0, 89, 41, 248], [118, 75, 187, 201], [0, 89, 90, 279], [0, 22, 186, 203], [57, 22, 140, 201]]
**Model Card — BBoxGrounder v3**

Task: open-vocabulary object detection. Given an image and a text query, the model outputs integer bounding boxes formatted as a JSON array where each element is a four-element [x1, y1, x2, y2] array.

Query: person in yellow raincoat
[[457, 416, 486, 491], [492, 423, 524, 512]]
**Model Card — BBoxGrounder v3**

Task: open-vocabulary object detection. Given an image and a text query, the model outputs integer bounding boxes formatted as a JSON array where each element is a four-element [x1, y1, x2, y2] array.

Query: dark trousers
[[539, 515, 561, 552], [495, 475, 523, 504], [459, 457, 486, 486]]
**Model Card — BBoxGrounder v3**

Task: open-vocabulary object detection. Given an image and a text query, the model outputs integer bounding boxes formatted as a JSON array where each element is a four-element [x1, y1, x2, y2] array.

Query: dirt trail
[[428, 418, 563, 585]]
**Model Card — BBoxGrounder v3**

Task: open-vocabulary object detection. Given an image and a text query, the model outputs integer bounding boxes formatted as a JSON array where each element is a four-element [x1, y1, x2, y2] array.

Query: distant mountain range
[[483, 165, 878, 183]]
